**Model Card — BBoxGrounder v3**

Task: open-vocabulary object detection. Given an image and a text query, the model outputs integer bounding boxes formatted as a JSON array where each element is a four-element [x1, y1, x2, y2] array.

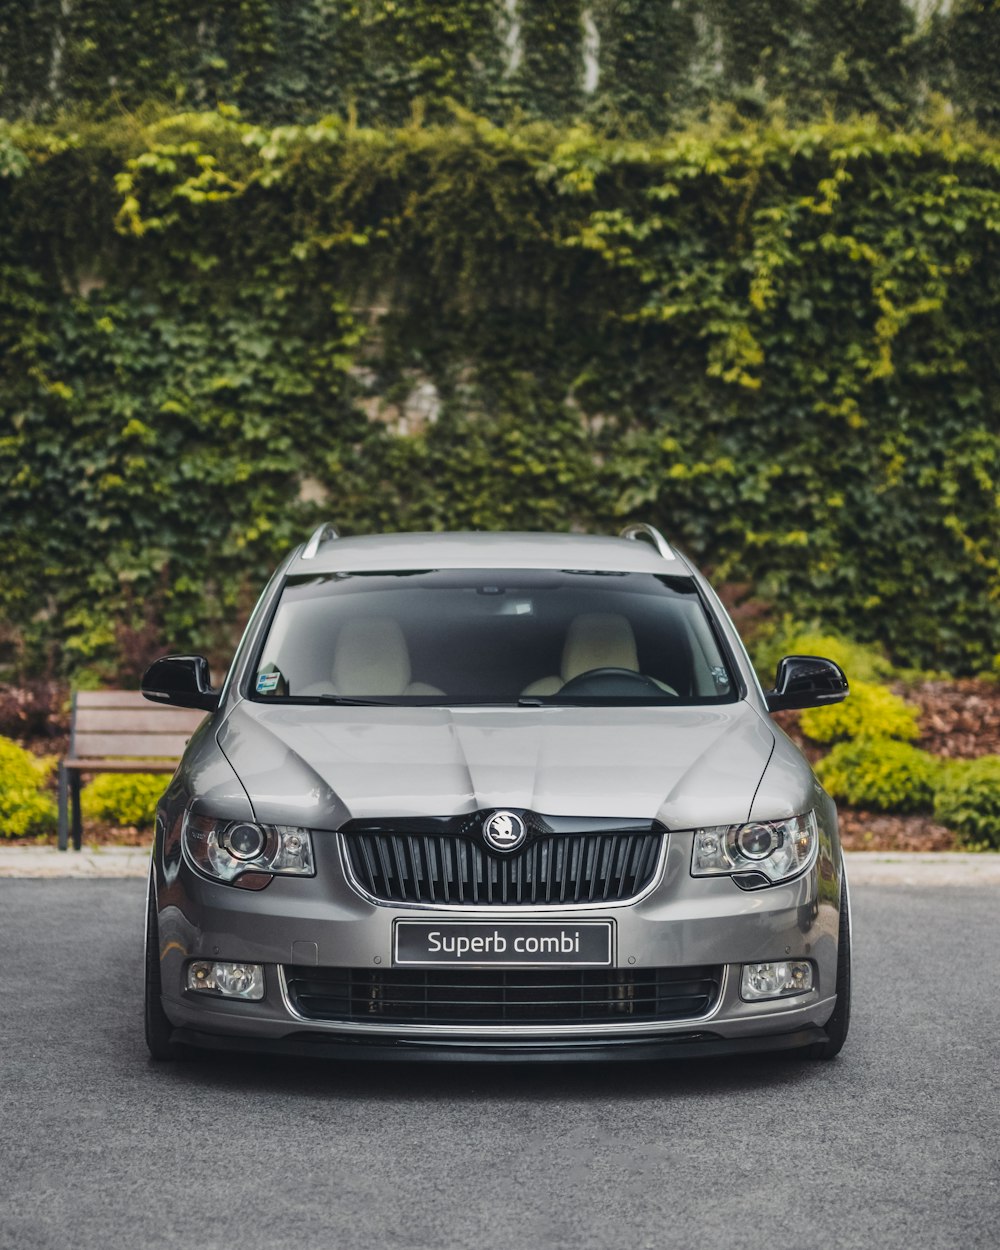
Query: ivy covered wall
[[1, 1, 999, 130], [1, 113, 997, 676]]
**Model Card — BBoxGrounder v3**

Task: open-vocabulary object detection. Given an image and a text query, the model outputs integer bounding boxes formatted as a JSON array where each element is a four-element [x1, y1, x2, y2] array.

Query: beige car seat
[[301, 617, 443, 697], [521, 612, 676, 697]]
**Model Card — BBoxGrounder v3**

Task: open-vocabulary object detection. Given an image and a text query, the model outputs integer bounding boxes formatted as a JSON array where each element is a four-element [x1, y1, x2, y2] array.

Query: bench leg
[[71, 772, 83, 852], [58, 764, 69, 851]]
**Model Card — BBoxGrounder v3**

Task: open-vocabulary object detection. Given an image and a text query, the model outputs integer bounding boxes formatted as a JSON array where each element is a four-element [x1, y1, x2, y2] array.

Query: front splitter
[[168, 1024, 828, 1064]]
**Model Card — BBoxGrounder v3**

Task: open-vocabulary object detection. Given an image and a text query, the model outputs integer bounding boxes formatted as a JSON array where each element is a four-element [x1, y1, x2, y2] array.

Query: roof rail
[[301, 522, 341, 560], [618, 522, 676, 561]]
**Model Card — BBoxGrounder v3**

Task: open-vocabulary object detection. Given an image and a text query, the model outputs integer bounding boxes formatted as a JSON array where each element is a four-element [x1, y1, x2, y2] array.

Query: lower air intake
[[284, 966, 722, 1026]]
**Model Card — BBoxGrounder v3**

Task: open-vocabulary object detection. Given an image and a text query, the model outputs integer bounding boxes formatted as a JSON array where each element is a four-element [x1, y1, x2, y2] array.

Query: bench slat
[[65, 759, 179, 773], [76, 691, 154, 708], [75, 708, 205, 734], [71, 732, 194, 760]]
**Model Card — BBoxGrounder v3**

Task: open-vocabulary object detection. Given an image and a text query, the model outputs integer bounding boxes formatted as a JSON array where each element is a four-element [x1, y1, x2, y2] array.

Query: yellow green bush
[[798, 631, 893, 686], [81, 773, 165, 829], [933, 757, 1000, 850], [816, 738, 943, 813], [0, 736, 56, 837], [752, 622, 897, 690], [800, 680, 920, 745]]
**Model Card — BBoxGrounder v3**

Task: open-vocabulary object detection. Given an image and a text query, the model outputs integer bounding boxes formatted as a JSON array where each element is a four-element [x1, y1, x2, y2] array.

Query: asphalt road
[[1, 880, 996, 1250]]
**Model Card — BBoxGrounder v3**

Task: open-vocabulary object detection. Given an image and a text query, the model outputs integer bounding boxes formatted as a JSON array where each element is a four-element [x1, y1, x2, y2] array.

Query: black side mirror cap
[[764, 655, 849, 713], [141, 655, 219, 712]]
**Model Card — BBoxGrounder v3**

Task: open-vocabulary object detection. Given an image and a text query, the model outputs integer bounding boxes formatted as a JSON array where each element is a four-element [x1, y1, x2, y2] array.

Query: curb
[[0, 846, 150, 878], [843, 851, 1000, 886], [0, 845, 997, 883]]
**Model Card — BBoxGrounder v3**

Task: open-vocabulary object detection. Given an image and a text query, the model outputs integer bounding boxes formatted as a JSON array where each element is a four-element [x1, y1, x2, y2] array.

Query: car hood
[[216, 700, 775, 831]]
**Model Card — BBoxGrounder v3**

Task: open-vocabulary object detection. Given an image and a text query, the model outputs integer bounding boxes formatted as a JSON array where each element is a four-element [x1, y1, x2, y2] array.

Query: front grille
[[340, 814, 665, 906], [284, 966, 722, 1026]]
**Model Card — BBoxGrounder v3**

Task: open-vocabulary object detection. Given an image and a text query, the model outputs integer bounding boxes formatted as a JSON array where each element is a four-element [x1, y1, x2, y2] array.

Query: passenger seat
[[303, 618, 443, 697]]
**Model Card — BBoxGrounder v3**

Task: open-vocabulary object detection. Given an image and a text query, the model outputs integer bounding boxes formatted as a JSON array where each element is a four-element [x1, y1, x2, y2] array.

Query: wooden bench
[[58, 691, 205, 851]]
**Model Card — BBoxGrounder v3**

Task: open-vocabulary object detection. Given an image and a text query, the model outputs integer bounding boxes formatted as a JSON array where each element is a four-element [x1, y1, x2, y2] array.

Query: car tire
[[145, 881, 186, 1061], [805, 877, 852, 1060]]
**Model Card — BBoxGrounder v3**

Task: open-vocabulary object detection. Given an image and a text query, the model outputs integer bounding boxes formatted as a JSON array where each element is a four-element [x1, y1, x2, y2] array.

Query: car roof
[[286, 530, 687, 575]]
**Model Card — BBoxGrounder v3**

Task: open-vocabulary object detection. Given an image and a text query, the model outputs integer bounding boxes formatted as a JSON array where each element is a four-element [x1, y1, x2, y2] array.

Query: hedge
[[0, 2, 998, 130], [0, 112, 998, 677]]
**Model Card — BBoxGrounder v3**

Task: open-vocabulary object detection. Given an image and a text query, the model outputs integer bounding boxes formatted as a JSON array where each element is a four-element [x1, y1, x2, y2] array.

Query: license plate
[[393, 920, 613, 967]]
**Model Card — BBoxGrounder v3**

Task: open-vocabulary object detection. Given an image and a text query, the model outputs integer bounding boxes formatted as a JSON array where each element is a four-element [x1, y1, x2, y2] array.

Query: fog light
[[187, 960, 265, 1000], [740, 960, 813, 1001]]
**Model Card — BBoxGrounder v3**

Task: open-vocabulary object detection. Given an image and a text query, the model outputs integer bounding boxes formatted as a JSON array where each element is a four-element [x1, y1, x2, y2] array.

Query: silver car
[[141, 524, 852, 1063]]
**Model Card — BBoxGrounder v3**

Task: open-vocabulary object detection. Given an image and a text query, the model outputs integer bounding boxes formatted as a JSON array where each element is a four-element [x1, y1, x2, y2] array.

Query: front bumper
[[154, 830, 842, 1060]]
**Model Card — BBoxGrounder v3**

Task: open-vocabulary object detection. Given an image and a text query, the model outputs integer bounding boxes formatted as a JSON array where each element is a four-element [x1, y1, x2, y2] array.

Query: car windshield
[[249, 568, 737, 705]]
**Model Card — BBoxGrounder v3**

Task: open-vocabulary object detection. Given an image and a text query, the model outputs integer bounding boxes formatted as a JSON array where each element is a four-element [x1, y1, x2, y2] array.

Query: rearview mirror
[[141, 655, 219, 712], [764, 655, 848, 713]]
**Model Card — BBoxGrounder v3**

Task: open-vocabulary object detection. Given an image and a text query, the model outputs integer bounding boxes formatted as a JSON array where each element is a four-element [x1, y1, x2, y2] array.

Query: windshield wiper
[[282, 695, 400, 706], [517, 696, 677, 707]]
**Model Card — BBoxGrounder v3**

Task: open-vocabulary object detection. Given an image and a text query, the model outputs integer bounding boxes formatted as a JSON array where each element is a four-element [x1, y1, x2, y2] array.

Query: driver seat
[[521, 613, 640, 698]]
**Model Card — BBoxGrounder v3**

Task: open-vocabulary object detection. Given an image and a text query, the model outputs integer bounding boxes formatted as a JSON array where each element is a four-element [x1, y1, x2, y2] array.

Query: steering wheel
[[557, 667, 671, 697]]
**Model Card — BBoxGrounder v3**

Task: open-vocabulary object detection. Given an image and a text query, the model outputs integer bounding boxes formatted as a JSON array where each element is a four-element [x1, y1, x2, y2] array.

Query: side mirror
[[141, 655, 219, 712], [765, 655, 848, 713]]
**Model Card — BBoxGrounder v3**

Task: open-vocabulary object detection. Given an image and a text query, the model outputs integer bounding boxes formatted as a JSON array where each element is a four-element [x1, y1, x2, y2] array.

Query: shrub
[[817, 738, 942, 813], [81, 773, 165, 829], [933, 757, 1000, 850], [0, 681, 68, 739], [752, 622, 897, 690], [800, 680, 920, 744], [0, 736, 56, 837]]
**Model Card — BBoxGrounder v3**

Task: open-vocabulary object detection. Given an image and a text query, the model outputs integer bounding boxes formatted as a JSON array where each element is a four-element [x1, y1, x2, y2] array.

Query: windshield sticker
[[256, 671, 280, 694]]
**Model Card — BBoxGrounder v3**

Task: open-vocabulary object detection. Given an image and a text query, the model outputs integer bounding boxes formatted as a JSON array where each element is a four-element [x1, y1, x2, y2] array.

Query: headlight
[[182, 812, 314, 886], [691, 811, 818, 886]]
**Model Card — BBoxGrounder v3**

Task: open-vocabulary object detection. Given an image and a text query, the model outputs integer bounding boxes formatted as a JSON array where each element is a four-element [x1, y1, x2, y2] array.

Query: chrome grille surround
[[339, 811, 667, 909]]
